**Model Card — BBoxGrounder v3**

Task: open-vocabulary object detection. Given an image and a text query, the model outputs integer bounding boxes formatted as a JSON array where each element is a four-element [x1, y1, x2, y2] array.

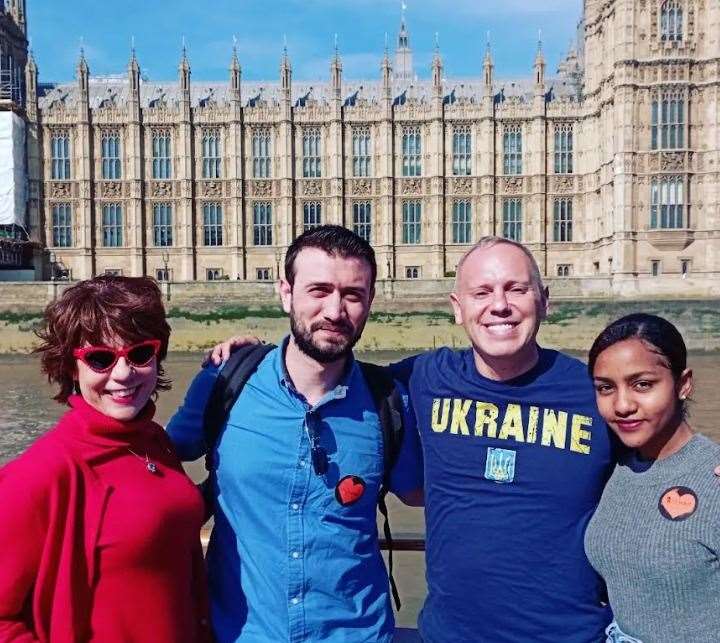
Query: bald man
[[389, 237, 614, 643]]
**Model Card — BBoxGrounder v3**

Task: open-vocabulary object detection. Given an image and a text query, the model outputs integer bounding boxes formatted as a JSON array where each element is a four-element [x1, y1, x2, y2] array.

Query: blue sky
[[28, 0, 584, 84]]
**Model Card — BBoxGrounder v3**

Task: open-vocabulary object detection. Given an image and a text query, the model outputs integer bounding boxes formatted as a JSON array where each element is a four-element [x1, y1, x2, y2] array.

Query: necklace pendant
[[146, 461, 158, 474]]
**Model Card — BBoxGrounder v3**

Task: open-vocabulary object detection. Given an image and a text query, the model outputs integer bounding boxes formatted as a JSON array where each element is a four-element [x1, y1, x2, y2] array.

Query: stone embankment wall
[[1, 275, 719, 315], [0, 279, 718, 354]]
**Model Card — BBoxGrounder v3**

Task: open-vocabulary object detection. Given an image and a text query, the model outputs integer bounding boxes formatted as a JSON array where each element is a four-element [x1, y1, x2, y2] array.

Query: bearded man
[[167, 225, 423, 643]]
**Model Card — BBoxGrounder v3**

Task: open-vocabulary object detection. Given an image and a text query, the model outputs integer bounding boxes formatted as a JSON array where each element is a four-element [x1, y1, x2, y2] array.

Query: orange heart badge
[[658, 486, 698, 522]]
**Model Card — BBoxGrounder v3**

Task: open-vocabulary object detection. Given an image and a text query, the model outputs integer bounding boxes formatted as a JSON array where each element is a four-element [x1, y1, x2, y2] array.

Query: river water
[[1, 350, 718, 627]]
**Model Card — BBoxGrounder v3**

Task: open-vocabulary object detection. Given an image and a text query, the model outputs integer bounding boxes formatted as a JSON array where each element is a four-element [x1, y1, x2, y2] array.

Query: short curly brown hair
[[34, 275, 171, 403]]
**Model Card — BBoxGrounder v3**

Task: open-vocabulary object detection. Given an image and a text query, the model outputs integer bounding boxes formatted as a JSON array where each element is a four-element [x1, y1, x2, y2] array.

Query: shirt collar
[[278, 334, 355, 403]]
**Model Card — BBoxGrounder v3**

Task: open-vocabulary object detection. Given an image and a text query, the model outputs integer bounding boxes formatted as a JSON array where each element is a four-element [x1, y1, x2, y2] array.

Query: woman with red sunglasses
[[0, 276, 210, 642]]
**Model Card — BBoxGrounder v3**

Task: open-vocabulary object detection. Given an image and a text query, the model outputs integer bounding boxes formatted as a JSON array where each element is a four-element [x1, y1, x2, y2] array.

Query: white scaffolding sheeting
[[0, 111, 26, 226]]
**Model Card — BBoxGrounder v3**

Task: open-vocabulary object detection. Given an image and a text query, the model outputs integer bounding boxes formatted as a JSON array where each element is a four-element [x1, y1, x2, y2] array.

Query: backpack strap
[[203, 343, 276, 469], [358, 361, 405, 611]]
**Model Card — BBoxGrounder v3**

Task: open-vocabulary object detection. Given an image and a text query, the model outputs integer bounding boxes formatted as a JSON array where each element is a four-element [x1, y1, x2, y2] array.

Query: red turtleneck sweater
[[0, 395, 209, 643]]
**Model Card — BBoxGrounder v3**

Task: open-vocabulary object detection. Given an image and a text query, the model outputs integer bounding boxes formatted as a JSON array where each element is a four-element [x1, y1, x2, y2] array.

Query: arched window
[[252, 129, 272, 178], [152, 203, 173, 246], [452, 126, 472, 176], [303, 202, 322, 231], [203, 203, 223, 246], [101, 130, 122, 180], [553, 198, 573, 242], [151, 130, 172, 179], [650, 177, 684, 229], [51, 131, 71, 180], [253, 202, 273, 246], [302, 128, 322, 178], [402, 127, 422, 177], [202, 129, 221, 179], [554, 123, 574, 174], [352, 128, 371, 177], [503, 124, 522, 175], [452, 200, 472, 244], [352, 202, 372, 242], [661, 1, 683, 42], [102, 203, 123, 247], [503, 199, 522, 242], [651, 91, 685, 149]]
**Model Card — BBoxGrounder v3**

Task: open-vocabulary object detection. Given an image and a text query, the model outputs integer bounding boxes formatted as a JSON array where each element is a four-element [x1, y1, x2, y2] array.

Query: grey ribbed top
[[585, 434, 720, 642]]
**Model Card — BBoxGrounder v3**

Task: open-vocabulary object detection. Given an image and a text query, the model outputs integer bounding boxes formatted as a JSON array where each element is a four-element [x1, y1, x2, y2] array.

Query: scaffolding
[[0, 46, 24, 107]]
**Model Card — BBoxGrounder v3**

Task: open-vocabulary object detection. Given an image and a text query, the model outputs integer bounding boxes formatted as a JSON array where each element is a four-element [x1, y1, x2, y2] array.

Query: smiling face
[[279, 247, 374, 363], [450, 242, 548, 380], [592, 337, 693, 458], [75, 337, 158, 422]]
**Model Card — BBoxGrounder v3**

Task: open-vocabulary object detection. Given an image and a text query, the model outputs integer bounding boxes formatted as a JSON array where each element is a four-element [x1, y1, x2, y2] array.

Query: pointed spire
[[330, 34, 342, 100], [230, 37, 241, 97], [395, 3, 413, 82], [483, 34, 494, 89], [431, 33, 443, 97], [129, 36, 139, 73], [534, 30, 546, 90], [179, 38, 191, 94], [381, 34, 393, 99], [77, 40, 88, 73], [77, 41, 89, 94], [179, 36, 190, 72], [535, 29, 545, 66], [280, 40, 292, 99], [230, 36, 240, 70], [127, 38, 141, 95]]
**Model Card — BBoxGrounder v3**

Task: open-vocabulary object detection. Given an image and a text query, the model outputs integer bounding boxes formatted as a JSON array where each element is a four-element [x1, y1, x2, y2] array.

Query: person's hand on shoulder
[[201, 335, 262, 366]]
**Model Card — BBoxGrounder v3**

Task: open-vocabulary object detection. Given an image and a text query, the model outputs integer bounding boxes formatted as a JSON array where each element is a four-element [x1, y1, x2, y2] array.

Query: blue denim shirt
[[167, 339, 423, 643]]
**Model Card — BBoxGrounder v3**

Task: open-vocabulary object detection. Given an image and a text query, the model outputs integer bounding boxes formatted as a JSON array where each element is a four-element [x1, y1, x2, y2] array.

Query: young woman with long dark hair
[[584, 313, 720, 643]]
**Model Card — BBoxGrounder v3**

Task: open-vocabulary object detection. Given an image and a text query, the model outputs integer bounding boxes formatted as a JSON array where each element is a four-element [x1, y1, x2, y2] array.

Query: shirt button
[[291, 503, 299, 511], [291, 551, 300, 559], [291, 596, 301, 605], [299, 459, 306, 468]]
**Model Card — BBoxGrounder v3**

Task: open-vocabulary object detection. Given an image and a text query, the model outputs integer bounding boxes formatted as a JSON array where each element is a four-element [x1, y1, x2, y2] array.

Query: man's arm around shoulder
[[388, 381, 424, 507], [166, 364, 222, 461]]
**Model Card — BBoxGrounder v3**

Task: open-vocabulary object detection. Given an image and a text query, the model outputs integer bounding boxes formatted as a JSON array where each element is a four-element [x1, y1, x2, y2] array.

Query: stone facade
[[23, 0, 720, 294]]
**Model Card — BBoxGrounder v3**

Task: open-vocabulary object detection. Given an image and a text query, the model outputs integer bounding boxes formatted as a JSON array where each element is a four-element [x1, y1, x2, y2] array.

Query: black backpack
[[201, 343, 406, 609]]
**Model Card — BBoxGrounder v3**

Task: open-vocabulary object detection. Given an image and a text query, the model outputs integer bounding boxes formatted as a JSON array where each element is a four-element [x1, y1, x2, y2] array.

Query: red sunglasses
[[73, 340, 161, 373]]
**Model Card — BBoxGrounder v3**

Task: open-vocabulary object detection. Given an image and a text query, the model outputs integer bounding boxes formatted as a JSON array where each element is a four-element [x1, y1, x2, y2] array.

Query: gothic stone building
[[24, 0, 720, 294]]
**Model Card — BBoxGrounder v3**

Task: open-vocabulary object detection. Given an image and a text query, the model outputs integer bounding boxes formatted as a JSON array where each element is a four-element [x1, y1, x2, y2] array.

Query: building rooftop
[[38, 72, 582, 110]]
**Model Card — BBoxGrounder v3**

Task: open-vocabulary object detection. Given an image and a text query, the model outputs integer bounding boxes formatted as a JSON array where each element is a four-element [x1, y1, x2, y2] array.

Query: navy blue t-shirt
[[392, 347, 614, 643]]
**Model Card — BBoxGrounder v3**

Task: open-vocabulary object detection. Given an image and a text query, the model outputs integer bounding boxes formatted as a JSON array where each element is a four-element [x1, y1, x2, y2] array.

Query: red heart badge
[[335, 475, 366, 507]]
